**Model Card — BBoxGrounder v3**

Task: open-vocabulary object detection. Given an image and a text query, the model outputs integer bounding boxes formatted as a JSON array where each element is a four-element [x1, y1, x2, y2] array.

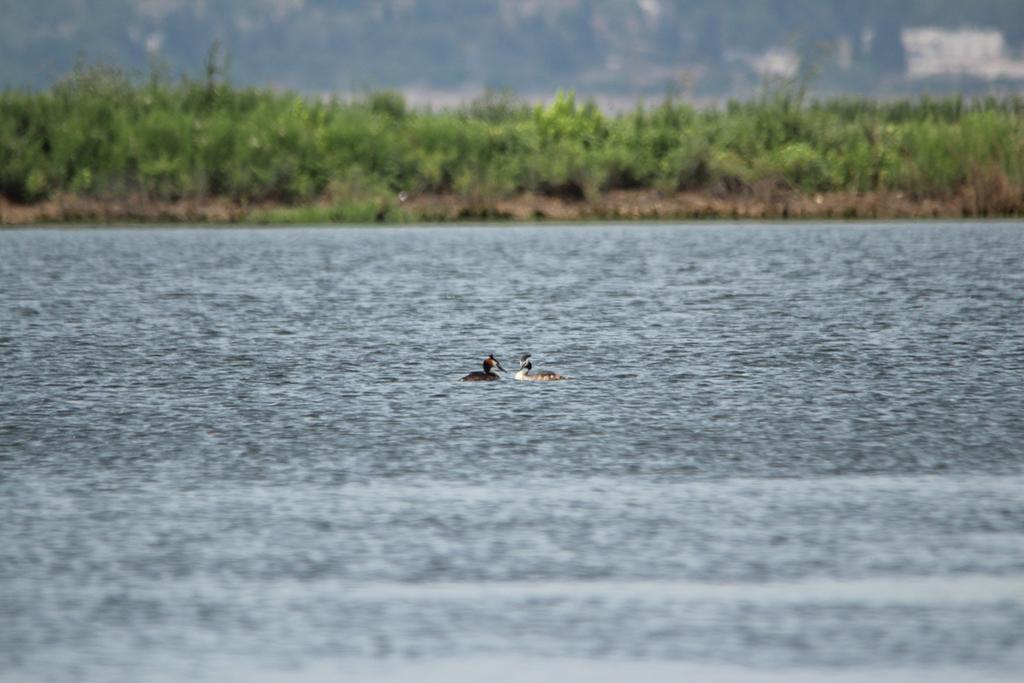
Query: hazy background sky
[[4, 0, 1024, 102]]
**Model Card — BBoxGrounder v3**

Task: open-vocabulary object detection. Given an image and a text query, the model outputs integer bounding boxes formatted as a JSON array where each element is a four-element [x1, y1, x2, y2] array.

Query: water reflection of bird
[[460, 354, 506, 381]]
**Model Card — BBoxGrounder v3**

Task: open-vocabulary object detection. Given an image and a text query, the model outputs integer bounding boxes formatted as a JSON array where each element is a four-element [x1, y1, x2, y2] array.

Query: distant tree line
[[3, 0, 1023, 96]]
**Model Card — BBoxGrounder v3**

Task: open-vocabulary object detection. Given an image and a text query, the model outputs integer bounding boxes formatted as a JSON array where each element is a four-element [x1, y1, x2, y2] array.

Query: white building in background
[[750, 48, 800, 79], [903, 27, 1024, 80]]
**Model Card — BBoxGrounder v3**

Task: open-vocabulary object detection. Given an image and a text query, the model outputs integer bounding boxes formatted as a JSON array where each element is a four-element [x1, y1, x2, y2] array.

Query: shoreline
[[2, 188, 1021, 225]]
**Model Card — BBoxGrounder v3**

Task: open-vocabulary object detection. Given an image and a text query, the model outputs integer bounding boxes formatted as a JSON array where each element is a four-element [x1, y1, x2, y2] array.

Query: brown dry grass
[[401, 187, 1020, 222], [0, 194, 253, 225], [3, 188, 1022, 225]]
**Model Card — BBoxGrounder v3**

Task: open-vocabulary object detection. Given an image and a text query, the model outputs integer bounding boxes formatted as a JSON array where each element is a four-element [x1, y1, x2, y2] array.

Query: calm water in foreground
[[1, 222, 1023, 682]]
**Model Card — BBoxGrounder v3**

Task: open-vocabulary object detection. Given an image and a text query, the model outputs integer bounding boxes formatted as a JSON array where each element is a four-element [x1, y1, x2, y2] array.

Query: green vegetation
[[2, 63, 1024, 221]]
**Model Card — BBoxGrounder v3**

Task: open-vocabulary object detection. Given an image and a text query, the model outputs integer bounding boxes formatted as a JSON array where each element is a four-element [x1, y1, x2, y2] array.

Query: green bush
[[1, 64, 1022, 208]]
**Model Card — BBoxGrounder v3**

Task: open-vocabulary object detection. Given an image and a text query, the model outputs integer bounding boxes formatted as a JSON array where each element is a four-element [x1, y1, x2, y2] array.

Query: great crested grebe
[[460, 354, 506, 381], [515, 354, 569, 381]]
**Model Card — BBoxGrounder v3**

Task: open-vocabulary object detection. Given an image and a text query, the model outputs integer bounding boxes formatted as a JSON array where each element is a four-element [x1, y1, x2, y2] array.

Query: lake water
[[1, 222, 1023, 682]]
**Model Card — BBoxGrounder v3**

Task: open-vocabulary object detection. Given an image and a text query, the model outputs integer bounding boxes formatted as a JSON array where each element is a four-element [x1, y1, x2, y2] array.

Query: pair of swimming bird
[[460, 354, 568, 382]]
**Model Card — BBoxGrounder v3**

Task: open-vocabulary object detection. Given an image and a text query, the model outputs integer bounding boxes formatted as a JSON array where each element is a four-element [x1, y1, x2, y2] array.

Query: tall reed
[[2, 65, 1022, 211]]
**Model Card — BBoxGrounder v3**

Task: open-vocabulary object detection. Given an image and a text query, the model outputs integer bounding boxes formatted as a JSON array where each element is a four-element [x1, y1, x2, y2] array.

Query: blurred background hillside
[[4, 0, 1024, 104]]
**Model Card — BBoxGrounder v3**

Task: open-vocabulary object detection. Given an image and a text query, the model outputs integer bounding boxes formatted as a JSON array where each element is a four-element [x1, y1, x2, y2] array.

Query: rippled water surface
[[2, 222, 1023, 682]]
